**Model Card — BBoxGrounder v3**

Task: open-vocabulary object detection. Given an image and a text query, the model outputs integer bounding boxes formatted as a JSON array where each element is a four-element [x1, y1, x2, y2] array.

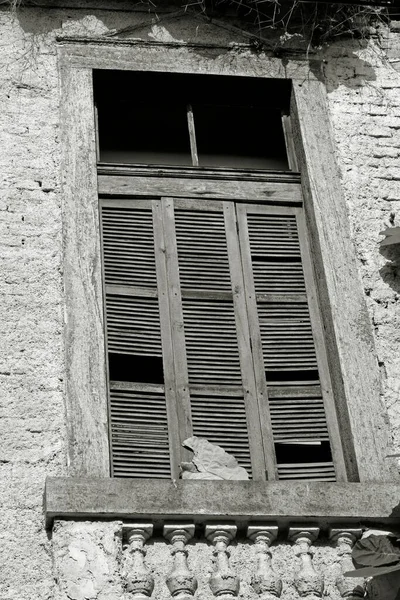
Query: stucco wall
[[0, 4, 399, 599], [323, 27, 400, 456], [50, 520, 400, 600], [50, 521, 348, 600]]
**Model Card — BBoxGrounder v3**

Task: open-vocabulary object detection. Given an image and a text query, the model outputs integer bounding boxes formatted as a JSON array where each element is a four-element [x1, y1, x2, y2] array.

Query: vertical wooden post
[[291, 79, 391, 482], [59, 58, 110, 476]]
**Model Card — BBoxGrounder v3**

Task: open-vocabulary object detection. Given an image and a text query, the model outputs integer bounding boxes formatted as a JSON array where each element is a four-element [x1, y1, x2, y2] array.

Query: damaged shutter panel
[[101, 193, 345, 482], [171, 198, 266, 478], [236, 204, 345, 481], [101, 200, 176, 478]]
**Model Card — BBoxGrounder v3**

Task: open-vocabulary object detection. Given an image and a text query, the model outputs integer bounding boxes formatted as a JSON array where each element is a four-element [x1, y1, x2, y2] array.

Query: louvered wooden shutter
[[171, 198, 266, 477], [101, 194, 345, 482], [101, 200, 173, 478], [236, 204, 345, 481]]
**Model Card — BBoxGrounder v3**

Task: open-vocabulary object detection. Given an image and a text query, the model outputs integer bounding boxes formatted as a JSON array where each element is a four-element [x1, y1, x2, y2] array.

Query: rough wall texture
[[323, 26, 400, 458], [0, 4, 399, 599], [51, 521, 398, 600]]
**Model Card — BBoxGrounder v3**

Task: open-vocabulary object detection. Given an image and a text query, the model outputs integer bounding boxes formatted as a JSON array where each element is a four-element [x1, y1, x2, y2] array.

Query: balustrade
[[55, 520, 373, 599]]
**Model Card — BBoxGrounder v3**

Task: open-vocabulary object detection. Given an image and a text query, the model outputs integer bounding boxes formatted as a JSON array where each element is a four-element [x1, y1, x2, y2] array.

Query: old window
[[60, 41, 388, 484], [94, 70, 346, 482]]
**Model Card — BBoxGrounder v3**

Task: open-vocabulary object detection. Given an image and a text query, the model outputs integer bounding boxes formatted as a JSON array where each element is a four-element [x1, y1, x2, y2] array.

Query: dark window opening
[[108, 353, 164, 385], [266, 369, 320, 384], [252, 255, 302, 263], [99, 102, 191, 167], [94, 70, 291, 171], [193, 104, 288, 170], [275, 441, 333, 464]]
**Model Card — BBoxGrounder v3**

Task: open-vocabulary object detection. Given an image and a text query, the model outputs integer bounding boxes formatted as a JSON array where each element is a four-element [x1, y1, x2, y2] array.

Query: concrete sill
[[45, 478, 400, 529]]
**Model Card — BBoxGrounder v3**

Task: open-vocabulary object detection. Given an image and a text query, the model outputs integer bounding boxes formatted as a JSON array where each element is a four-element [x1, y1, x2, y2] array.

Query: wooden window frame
[[58, 38, 390, 482]]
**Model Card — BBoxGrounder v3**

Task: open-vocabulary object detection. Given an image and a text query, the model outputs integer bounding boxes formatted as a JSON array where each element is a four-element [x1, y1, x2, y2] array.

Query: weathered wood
[[235, 204, 277, 481], [296, 210, 347, 481], [94, 104, 100, 161], [98, 163, 301, 184], [162, 198, 193, 459], [152, 200, 182, 479], [281, 114, 299, 172], [173, 197, 223, 212], [59, 64, 110, 476], [256, 293, 308, 303], [29, 0, 178, 11], [98, 174, 303, 204], [45, 477, 400, 527], [291, 80, 390, 482], [224, 202, 267, 480], [110, 381, 165, 394], [187, 104, 199, 167], [58, 42, 313, 80], [105, 285, 158, 298]]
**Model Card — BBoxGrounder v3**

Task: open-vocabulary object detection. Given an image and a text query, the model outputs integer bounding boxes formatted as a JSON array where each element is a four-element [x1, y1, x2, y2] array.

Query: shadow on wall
[[318, 38, 377, 92], [13, 4, 378, 90], [379, 245, 400, 295]]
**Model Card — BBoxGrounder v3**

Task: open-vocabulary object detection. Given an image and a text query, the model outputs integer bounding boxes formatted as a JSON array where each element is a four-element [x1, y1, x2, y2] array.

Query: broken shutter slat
[[190, 390, 252, 474], [106, 295, 162, 356]]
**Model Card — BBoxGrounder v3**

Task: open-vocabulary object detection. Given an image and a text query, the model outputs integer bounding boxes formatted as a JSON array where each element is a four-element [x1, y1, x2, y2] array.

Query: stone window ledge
[[45, 477, 400, 529]]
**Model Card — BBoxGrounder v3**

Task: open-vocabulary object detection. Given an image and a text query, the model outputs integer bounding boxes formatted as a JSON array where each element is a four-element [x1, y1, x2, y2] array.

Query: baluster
[[288, 526, 324, 599], [247, 525, 282, 599], [205, 524, 240, 598], [163, 524, 198, 599], [123, 523, 154, 599], [330, 528, 365, 599]]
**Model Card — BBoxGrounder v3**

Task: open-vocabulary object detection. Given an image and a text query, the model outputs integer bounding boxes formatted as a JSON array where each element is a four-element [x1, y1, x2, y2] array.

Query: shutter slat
[[278, 462, 336, 481], [106, 294, 162, 357], [247, 213, 306, 296], [182, 298, 242, 386], [110, 385, 171, 478], [175, 209, 231, 292], [102, 205, 157, 288], [191, 392, 252, 477], [257, 303, 318, 371]]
